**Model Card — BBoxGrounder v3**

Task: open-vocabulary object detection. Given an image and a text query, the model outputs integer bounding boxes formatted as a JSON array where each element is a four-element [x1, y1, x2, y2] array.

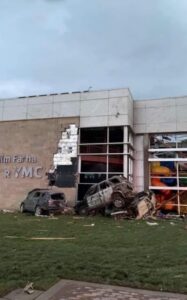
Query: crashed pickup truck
[[75, 175, 156, 219]]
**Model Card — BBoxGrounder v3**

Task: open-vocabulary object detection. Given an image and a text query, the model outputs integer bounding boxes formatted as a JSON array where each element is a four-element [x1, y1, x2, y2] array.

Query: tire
[[35, 206, 42, 216], [78, 206, 89, 216], [89, 209, 97, 216], [20, 203, 25, 213], [112, 193, 125, 209]]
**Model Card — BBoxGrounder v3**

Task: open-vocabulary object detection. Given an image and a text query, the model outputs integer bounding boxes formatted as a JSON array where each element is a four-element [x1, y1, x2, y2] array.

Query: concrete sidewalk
[[3, 280, 187, 300]]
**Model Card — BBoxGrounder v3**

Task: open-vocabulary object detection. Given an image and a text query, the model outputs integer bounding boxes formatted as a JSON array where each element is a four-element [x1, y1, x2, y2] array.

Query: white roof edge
[[0, 87, 131, 102], [134, 94, 187, 102]]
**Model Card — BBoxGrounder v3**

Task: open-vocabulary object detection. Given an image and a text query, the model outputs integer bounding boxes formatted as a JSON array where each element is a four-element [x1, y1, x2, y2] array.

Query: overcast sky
[[0, 0, 187, 99]]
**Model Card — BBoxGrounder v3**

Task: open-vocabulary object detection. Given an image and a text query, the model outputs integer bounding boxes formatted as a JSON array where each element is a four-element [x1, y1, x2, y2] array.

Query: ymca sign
[[0, 154, 43, 179]]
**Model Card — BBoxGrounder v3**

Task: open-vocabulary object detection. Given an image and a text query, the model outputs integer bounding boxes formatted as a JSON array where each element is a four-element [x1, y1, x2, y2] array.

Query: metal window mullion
[[149, 186, 187, 190], [149, 148, 187, 152], [123, 126, 128, 178], [149, 158, 187, 162], [124, 126, 128, 144], [176, 152, 180, 215], [106, 127, 109, 179]]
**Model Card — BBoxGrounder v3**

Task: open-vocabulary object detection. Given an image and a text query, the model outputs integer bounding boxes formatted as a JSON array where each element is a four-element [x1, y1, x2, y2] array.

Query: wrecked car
[[74, 176, 133, 215], [125, 190, 156, 219], [75, 176, 156, 219], [20, 188, 66, 216]]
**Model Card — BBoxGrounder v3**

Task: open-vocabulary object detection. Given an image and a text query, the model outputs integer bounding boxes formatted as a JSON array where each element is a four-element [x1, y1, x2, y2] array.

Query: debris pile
[[74, 176, 156, 219], [24, 282, 34, 294]]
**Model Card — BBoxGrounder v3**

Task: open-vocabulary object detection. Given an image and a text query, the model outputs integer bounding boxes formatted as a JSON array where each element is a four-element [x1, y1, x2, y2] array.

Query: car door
[[86, 185, 100, 208], [39, 192, 49, 210], [24, 191, 35, 211], [29, 191, 41, 212], [98, 182, 113, 205]]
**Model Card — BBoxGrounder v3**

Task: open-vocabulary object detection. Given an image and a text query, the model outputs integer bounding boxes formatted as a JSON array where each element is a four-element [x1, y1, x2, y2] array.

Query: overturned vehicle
[[75, 176, 156, 219]]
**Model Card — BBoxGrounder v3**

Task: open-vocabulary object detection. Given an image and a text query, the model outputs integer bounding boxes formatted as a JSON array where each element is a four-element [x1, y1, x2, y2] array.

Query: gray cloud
[[0, 0, 187, 99]]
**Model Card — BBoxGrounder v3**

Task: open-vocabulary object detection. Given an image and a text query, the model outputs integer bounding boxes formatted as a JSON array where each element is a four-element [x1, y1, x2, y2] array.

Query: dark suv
[[20, 189, 66, 216]]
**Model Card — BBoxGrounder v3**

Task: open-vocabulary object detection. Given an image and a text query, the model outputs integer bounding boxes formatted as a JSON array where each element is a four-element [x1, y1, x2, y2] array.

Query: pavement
[[2, 280, 187, 300]]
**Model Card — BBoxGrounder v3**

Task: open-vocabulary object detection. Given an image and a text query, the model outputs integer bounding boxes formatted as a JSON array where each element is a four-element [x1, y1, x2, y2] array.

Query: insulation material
[[53, 124, 78, 167]]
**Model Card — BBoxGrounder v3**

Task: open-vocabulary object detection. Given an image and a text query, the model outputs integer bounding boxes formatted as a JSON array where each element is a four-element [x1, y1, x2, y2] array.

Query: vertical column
[[143, 134, 149, 190], [133, 135, 144, 192], [106, 127, 109, 179], [123, 126, 128, 178]]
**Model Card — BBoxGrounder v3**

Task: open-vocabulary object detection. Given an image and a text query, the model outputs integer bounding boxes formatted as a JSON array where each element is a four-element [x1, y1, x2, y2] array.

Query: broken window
[[99, 181, 111, 190], [51, 193, 65, 200], [108, 177, 121, 184]]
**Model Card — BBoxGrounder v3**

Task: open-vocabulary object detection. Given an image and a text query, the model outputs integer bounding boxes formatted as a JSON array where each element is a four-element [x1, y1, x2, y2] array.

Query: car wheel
[[78, 206, 88, 216], [113, 193, 125, 209], [20, 203, 25, 213], [35, 206, 42, 216]]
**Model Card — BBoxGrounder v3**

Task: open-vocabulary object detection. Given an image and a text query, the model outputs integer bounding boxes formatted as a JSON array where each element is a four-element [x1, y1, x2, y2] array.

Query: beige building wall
[[134, 96, 187, 134], [80, 88, 133, 128], [0, 117, 79, 210]]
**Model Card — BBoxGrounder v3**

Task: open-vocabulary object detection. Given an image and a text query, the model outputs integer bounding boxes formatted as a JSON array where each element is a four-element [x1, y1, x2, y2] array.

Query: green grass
[[0, 213, 187, 296]]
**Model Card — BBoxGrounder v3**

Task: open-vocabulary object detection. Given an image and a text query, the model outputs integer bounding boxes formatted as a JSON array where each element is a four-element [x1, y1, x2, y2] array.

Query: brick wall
[[0, 117, 79, 209]]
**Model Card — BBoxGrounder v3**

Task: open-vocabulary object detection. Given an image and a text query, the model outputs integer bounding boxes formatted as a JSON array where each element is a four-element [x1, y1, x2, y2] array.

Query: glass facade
[[77, 126, 134, 201], [149, 133, 187, 214]]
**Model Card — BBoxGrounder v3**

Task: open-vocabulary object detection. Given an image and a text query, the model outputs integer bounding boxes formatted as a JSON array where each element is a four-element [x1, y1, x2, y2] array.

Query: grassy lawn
[[0, 213, 187, 296]]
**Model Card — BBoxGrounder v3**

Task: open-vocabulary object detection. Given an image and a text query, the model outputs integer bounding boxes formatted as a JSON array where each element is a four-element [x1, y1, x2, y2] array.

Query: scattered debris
[[170, 222, 175, 226], [83, 223, 95, 227], [146, 221, 159, 226], [1, 209, 15, 213], [5, 235, 24, 239], [48, 216, 59, 220], [174, 274, 183, 278], [5, 235, 76, 241], [111, 211, 127, 220], [132, 191, 156, 220], [62, 207, 75, 215], [30, 237, 75, 240], [24, 282, 34, 294]]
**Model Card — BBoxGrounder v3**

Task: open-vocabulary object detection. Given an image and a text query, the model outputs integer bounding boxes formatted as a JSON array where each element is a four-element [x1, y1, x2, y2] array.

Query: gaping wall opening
[[77, 126, 134, 201], [48, 124, 78, 188]]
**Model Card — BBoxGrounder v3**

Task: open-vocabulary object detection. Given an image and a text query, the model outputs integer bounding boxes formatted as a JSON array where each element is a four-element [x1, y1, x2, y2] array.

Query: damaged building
[[0, 88, 187, 215]]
